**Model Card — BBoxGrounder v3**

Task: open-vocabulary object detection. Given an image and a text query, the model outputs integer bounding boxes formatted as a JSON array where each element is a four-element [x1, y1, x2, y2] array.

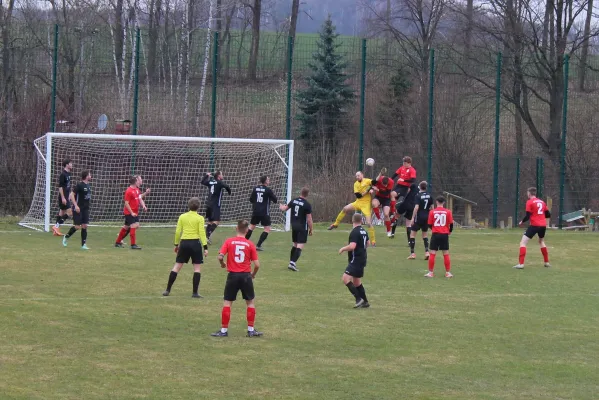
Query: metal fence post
[[427, 48, 435, 186], [285, 36, 294, 141], [50, 24, 59, 132], [558, 54, 569, 229], [358, 39, 366, 171], [492, 52, 502, 228], [514, 156, 521, 225], [131, 28, 141, 175], [538, 158, 544, 199], [210, 31, 219, 171]]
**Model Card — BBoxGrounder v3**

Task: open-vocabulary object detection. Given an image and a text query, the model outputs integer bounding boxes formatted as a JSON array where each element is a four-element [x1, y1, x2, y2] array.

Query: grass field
[[1, 220, 598, 399]]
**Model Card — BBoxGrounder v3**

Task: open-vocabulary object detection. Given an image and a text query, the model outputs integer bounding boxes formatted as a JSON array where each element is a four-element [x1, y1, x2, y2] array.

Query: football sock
[[192, 272, 201, 294], [345, 282, 360, 300], [55, 215, 65, 226], [541, 247, 549, 262], [390, 201, 396, 212], [245, 229, 253, 240], [406, 227, 411, 243], [81, 228, 87, 246], [443, 254, 451, 272], [289, 246, 296, 262], [519, 246, 527, 265], [409, 238, 416, 253], [130, 228, 137, 245], [65, 226, 77, 238], [116, 227, 128, 243], [257, 232, 269, 247], [221, 306, 231, 329], [247, 307, 256, 330], [428, 253, 436, 272], [373, 207, 381, 219], [334, 210, 346, 226], [391, 223, 397, 235], [209, 223, 218, 237], [356, 284, 368, 302], [291, 248, 302, 263], [368, 226, 376, 244], [423, 238, 429, 252], [122, 229, 130, 240], [385, 220, 391, 232], [166, 271, 178, 291]]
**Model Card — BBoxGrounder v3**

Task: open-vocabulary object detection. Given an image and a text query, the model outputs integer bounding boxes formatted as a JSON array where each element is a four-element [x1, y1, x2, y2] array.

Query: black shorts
[[525, 226, 547, 239], [292, 228, 308, 244], [411, 216, 429, 232], [73, 208, 90, 225], [223, 272, 255, 301], [57, 196, 71, 211], [206, 206, 221, 222], [393, 185, 409, 199], [124, 215, 140, 226], [396, 201, 414, 220], [375, 196, 391, 208], [344, 263, 366, 278], [175, 239, 204, 264], [430, 233, 449, 251], [250, 215, 271, 227]]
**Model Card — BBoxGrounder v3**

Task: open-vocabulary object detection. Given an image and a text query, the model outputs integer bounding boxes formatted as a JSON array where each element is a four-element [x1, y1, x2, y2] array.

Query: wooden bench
[[443, 191, 478, 227], [561, 208, 599, 231]]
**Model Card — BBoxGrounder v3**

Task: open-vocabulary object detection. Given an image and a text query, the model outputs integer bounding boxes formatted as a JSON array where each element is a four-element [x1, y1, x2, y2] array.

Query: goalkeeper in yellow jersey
[[328, 171, 376, 245]]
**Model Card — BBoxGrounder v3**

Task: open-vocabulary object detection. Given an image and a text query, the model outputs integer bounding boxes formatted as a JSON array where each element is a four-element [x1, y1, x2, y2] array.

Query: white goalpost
[[20, 133, 294, 232]]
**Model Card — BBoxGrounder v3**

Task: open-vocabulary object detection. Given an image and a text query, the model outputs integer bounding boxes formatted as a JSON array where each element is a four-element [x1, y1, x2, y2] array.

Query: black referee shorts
[[223, 272, 255, 301], [176, 239, 204, 264]]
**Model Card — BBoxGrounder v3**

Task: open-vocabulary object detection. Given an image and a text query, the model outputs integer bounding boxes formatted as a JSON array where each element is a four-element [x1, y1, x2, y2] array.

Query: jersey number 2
[[234, 245, 245, 263], [434, 214, 447, 227], [536, 202, 544, 214]]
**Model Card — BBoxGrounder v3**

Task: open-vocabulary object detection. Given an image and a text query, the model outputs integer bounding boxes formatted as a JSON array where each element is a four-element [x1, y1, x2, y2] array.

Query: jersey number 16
[[256, 192, 264, 203]]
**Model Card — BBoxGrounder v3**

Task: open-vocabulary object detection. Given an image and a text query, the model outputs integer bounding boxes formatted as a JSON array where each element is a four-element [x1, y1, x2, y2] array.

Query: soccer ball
[[366, 158, 375, 167]]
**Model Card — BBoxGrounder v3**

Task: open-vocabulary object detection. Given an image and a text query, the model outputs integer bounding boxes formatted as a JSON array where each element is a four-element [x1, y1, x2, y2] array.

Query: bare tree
[[248, 0, 261, 80], [578, 0, 593, 91], [0, 0, 16, 144], [289, 0, 299, 39], [147, 0, 162, 80]]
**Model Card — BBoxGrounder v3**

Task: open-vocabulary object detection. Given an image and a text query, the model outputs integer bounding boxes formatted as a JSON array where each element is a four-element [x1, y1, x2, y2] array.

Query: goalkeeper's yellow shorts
[[351, 199, 372, 218]]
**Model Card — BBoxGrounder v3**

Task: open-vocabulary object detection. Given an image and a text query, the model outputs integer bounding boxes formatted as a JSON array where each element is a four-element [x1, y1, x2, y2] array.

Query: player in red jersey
[[211, 220, 262, 338], [425, 196, 454, 278], [391, 156, 417, 206], [514, 187, 551, 269], [115, 175, 150, 249], [371, 174, 395, 237]]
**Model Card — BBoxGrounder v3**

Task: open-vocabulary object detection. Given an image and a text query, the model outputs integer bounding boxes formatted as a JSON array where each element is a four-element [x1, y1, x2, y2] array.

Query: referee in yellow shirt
[[162, 197, 209, 298]]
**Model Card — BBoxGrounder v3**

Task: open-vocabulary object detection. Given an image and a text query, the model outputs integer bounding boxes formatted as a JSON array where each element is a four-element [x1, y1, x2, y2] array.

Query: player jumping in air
[[408, 181, 433, 260], [163, 197, 209, 298], [279, 187, 313, 272], [371, 174, 394, 237], [514, 187, 551, 269], [394, 183, 418, 244], [211, 220, 262, 337], [391, 156, 416, 207], [201, 170, 231, 244], [426, 196, 454, 278], [62, 170, 92, 250], [247, 175, 278, 251], [338, 213, 370, 308], [115, 176, 150, 250], [328, 171, 377, 246], [52, 159, 73, 236]]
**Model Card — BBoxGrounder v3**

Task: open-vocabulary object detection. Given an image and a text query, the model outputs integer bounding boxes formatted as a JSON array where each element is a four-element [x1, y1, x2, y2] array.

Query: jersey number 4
[[234, 245, 246, 263], [210, 185, 215, 194], [256, 192, 264, 203], [434, 213, 447, 227]]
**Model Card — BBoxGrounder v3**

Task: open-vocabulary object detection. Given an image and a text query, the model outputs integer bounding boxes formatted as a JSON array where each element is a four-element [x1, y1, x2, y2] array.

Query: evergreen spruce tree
[[296, 16, 355, 163]]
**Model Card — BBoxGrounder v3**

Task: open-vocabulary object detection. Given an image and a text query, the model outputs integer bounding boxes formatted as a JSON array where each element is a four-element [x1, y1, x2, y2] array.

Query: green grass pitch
[[1, 220, 598, 399]]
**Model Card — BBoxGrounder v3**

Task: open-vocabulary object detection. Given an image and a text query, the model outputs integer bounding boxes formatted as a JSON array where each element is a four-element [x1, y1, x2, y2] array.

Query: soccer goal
[[20, 133, 294, 232]]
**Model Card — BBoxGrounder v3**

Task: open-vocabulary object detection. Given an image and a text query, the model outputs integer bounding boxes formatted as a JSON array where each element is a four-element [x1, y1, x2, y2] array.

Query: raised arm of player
[[139, 194, 148, 212], [140, 188, 151, 199], [201, 173, 211, 187], [249, 188, 256, 204], [221, 182, 232, 195]]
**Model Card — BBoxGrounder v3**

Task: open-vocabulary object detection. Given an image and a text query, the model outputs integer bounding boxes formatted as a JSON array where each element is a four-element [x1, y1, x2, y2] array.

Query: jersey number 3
[[234, 245, 246, 263], [434, 213, 447, 227]]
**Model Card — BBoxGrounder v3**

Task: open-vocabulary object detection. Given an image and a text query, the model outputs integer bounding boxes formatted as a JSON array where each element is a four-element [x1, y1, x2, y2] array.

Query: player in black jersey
[[279, 187, 313, 272], [338, 213, 370, 308], [62, 170, 92, 250], [201, 170, 231, 244], [53, 159, 73, 236], [394, 183, 418, 244], [246, 175, 278, 250], [408, 181, 433, 260]]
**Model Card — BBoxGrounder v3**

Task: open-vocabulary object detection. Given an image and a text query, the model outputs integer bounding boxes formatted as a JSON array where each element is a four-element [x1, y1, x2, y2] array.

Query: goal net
[[20, 133, 294, 232]]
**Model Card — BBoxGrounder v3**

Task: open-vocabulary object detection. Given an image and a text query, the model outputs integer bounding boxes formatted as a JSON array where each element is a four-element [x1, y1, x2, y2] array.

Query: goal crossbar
[[21, 133, 294, 233]]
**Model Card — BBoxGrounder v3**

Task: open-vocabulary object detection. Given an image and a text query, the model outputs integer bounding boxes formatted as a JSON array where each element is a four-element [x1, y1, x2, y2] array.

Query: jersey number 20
[[434, 213, 447, 227], [234, 245, 245, 263]]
